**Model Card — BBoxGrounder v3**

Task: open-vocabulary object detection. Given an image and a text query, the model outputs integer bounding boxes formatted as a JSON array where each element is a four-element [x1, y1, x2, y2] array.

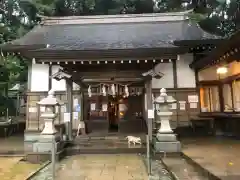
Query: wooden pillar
[[48, 64, 52, 91], [80, 90, 84, 121], [172, 59, 178, 88], [145, 79, 153, 141], [66, 79, 73, 141]]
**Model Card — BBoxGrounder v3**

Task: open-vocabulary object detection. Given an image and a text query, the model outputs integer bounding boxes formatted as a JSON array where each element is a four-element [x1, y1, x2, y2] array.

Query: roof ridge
[[42, 9, 193, 25]]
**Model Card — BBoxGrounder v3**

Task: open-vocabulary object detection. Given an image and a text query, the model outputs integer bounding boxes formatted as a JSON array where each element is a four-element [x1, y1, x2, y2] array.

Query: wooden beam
[[23, 47, 183, 60], [173, 39, 223, 47], [61, 62, 159, 74], [172, 60, 177, 88], [71, 70, 143, 77]]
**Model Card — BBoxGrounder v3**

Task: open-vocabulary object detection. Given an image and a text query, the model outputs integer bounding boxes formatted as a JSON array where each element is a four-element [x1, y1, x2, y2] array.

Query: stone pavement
[[32, 154, 149, 180], [182, 137, 240, 180]]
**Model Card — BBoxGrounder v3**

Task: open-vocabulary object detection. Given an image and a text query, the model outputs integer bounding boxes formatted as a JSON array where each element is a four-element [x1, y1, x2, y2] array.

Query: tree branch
[[0, 7, 7, 13]]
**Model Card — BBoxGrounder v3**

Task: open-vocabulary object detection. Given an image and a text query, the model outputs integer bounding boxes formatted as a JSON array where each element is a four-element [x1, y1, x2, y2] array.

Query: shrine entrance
[[108, 95, 119, 132], [85, 81, 146, 134]]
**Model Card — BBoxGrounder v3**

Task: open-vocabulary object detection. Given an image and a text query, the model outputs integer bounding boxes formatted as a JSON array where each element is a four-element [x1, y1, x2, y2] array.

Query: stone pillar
[[33, 89, 64, 153], [66, 79, 73, 141], [153, 88, 181, 153]]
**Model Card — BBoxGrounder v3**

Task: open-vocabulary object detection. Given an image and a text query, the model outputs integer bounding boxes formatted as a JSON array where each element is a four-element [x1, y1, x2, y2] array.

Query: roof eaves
[[189, 31, 240, 70]]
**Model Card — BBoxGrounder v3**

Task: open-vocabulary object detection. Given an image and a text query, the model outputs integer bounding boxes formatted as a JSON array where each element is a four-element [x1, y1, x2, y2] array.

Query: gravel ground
[[0, 157, 41, 180]]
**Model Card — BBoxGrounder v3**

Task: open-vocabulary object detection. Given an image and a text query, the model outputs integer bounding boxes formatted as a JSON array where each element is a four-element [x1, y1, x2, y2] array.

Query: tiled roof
[[2, 12, 220, 51]]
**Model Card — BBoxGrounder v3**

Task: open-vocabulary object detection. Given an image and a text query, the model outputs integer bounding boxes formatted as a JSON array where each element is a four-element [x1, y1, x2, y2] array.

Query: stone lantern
[[38, 89, 63, 135], [33, 89, 64, 153], [153, 88, 181, 153]]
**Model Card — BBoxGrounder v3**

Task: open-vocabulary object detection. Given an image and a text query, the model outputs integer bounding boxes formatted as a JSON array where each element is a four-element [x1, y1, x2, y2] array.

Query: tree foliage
[[19, 0, 239, 36], [0, 0, 239, 91], [196, 0, 240, 36], [0, 0, 238, 116], [0, 0, 30, 90]]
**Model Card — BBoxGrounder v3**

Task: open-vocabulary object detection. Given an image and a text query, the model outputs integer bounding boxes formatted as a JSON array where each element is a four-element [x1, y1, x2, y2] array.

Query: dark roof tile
[[3, 15, 219, 51]]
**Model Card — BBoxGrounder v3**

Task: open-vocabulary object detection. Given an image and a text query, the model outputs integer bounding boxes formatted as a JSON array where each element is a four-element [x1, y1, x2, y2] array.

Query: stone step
[[66, 146, 146, 155], [75, 135, 146, 141], [68, 135, 147, 155]]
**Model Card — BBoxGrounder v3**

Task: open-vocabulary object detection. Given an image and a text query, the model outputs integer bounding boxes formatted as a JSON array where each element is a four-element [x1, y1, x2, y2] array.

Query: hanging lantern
[[216, 66, 228, 74], [124, 85, 129, 97], [88, 86, 92, 97], [137, 88, 141, 96], [32, 58, 36, 64], [111, 84, 116, 96], [102, 85, 106, 96]]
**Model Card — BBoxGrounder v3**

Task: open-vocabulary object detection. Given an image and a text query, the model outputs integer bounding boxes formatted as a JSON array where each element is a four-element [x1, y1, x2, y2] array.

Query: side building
[[190, 30, 240, 136]]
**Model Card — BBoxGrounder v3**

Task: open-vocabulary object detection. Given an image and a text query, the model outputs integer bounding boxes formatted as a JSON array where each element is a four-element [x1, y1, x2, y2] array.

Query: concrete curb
[[25, 160, 51, 180], [160, 158, 179, 180], [181, 152, 221, 180], [141, 153, 176, 180]]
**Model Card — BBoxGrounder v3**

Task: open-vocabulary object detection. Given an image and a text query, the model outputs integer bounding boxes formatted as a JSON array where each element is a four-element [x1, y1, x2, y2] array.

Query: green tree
[[0, 0, 32, 115], [191, 0, 240, 36]]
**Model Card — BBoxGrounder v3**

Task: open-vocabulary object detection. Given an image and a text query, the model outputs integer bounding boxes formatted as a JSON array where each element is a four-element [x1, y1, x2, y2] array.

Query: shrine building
[[0, 11, 222, 147]]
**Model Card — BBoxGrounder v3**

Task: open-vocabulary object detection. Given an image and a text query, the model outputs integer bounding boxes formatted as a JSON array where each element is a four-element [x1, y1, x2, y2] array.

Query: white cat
[[126, 136, 141, 146]]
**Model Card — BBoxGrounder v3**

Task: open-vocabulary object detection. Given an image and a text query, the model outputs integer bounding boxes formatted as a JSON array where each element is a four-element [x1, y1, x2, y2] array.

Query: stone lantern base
[[153, 112, 181, 153], [153, 133, 181, 153], [33, 133, 62, 153]]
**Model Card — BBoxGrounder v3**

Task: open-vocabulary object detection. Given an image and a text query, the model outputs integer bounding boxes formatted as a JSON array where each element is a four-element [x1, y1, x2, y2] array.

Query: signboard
[[73, 98, 78, 106], [188, 95, 198, 103], [75, 104, 81, 112], [171, 103, 177, 110], [190, 103, 198, 109], [61, 105, 66, 113], [102, 104, 108, 111], [63, 112, 70, 122], [179, 101, 186, 110], [29, 107, 37, 113], [90, 103, 96, 111], [73, 112, 79, 120], [148, 109, 154, 119]]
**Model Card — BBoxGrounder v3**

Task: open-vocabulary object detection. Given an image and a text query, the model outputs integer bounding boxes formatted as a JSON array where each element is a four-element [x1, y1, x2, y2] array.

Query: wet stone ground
[[31, 154, 148, 180], [31, 154, 173, 180]]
